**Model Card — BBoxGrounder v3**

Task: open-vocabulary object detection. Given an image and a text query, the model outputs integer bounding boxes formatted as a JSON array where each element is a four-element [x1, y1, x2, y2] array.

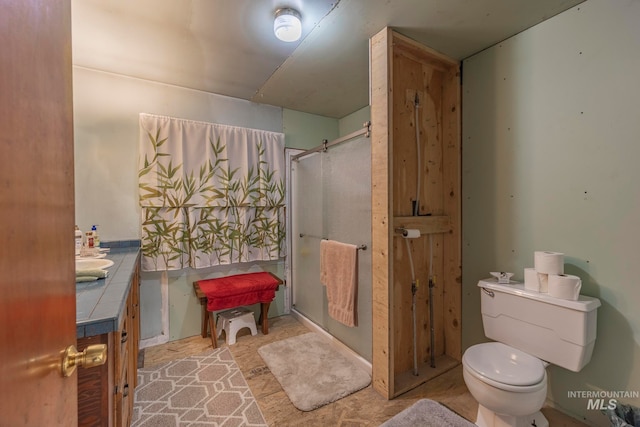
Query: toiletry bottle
[[85, 231, 94, 249], [75, 226, 83, 256], [91, 225, 100, 248]]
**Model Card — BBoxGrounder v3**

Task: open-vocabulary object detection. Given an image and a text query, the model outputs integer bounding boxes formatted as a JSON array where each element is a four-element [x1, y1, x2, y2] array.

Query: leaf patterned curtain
[[138, 113, 285, 271]]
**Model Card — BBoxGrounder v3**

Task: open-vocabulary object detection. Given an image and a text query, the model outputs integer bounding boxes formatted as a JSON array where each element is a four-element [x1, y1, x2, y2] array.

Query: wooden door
[[0, 1, 77, 425]]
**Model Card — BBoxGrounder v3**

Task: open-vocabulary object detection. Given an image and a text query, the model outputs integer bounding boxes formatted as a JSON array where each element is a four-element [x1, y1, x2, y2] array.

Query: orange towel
[[320, 239, 358, 327]]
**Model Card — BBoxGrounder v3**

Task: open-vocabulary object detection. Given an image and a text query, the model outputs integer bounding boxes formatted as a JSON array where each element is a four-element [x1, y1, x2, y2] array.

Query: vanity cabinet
[[77, 251, 140, 427]]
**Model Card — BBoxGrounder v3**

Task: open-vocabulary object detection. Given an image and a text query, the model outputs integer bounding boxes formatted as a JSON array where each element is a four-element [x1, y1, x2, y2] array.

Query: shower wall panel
[[291, 136, 372, 361]]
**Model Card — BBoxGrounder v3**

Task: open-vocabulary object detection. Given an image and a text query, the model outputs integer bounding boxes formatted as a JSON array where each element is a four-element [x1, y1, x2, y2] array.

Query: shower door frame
[[284, 148, 304, 314]]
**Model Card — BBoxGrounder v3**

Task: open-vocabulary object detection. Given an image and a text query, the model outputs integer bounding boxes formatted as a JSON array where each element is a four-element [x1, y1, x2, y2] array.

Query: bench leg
[[208, 311, 218, 348], [200, 297, 209, 338], [259, 302, 271, 335]]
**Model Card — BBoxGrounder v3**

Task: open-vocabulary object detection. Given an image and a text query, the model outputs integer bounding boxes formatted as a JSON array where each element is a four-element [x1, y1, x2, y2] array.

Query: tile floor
[[141, 315, 588, 426]]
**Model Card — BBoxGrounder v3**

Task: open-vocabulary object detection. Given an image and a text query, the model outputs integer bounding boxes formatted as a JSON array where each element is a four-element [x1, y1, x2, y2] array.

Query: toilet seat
[[463, 342, 546, 392]]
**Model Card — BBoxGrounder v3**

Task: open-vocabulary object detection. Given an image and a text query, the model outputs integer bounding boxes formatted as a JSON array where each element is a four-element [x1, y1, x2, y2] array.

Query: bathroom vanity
[[76, 247, 141, 427]]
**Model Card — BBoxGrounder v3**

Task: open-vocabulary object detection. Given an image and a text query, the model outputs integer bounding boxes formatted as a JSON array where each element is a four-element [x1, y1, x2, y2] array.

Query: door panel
[[0, 1, 77, 425]]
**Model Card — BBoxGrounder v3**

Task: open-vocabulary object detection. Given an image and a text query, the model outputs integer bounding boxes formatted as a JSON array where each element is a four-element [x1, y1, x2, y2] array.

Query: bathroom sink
[[76, 258, 114, 271]]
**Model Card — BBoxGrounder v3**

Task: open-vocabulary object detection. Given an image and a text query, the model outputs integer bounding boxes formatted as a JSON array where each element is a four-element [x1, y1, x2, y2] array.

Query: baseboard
[[140, 333, 169, 349]]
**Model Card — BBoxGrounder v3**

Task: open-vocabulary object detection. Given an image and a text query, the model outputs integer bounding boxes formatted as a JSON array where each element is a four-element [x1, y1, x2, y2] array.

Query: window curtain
[[138, 113, 285, 271]]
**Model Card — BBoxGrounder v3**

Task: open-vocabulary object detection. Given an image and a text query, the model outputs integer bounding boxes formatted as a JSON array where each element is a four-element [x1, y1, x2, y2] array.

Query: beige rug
[[257, 332, 371, 411], [132, 347, 267, 427], [380, 399, 475, 427]]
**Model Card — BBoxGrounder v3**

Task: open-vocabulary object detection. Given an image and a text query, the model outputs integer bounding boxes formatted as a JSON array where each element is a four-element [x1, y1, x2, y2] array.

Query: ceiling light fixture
[[274, 8, 302, 42]]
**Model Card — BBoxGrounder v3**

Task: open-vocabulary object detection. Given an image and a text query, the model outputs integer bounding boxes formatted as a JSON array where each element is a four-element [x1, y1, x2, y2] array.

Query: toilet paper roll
[[524, 268, 539, 291], [402, 229, 421, 239], [548, 274, 582, 300], [534, 251, 564, 275], [537, 273, 549, 293]]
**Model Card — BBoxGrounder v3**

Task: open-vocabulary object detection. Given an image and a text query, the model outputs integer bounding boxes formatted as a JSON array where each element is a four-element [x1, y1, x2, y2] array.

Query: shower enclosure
[[288, 128, 372, 361]]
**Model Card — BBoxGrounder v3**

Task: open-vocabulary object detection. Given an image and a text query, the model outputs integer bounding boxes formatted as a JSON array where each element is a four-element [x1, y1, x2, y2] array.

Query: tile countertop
[[76, 247, 140, 339]]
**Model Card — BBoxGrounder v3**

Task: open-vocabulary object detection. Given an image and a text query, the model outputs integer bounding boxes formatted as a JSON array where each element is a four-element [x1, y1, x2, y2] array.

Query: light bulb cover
[[274, 8, 301, 42]]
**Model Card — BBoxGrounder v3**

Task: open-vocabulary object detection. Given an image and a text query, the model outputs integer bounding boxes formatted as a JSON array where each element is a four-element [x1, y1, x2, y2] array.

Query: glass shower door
[[290, 135, 372, 361]]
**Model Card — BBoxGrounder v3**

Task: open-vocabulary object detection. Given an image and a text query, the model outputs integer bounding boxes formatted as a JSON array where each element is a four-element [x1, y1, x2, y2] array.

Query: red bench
[[193, 272, 283, 348]]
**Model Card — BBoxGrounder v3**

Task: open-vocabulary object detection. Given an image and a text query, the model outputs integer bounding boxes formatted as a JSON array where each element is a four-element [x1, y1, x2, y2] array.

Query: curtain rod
[[291, 121, 371, 162]]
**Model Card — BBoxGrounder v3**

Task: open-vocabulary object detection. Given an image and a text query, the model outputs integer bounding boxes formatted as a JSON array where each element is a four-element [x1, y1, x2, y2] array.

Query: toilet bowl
[[462, 342, 548, 427]]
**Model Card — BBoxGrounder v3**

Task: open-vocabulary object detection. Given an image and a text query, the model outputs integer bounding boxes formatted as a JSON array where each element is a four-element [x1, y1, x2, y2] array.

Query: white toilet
[[462, 278, 601, 427]]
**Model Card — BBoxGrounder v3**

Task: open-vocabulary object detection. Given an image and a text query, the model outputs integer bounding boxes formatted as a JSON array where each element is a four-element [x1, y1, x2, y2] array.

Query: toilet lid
[[463, 342, 545, 386]]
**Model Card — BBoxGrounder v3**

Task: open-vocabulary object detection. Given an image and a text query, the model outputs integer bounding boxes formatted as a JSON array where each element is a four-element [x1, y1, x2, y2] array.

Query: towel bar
[[299, 233, 367, 250]]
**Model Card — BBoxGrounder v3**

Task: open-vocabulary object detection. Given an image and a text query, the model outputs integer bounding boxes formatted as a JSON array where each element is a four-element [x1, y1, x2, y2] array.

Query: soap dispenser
[[91, 225, 100, 248]]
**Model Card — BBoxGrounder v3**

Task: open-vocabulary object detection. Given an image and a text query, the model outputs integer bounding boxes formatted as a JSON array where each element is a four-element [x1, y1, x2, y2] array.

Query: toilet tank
[[479, 279, 601, 372]]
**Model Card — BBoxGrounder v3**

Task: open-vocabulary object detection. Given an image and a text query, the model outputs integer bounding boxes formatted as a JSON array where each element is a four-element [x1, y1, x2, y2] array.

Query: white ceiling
[[72, 0, 584, 119]]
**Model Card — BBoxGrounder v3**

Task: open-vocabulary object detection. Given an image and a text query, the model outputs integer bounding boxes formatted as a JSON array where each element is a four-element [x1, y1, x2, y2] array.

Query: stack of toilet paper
[[524, 251, 581, 300]]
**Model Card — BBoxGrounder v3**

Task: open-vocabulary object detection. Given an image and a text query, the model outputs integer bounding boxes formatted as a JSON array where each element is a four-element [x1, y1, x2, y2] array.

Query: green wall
[[462, 0, 640, 424], [339, 105, 370, 136], [283, 108, 339, 149], [73, 67, 340, 345]]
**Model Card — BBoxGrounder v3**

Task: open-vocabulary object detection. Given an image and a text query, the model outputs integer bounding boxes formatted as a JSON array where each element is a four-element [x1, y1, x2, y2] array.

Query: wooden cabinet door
[[115, 295, 131, 427], [77, 335, 114, 427], [130, 261, 141, 388]]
